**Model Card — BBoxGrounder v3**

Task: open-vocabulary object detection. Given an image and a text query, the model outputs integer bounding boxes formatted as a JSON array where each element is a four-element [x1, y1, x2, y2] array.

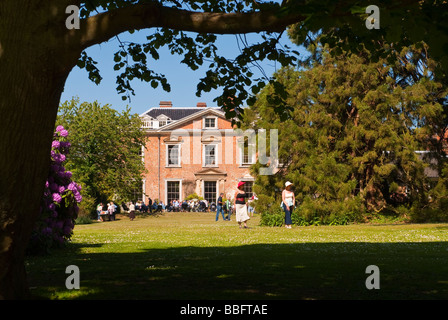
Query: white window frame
[[142, 178, 146, 203], [141, 116, 154, 129], [203, 116, 218, 129], [140, 144, 145, 163], [166, 143, 181, 167], [165, 179, 182, 204], [203, 143, 218, 167], [157, 114, 171, 128], [238, 136, 256, 166]]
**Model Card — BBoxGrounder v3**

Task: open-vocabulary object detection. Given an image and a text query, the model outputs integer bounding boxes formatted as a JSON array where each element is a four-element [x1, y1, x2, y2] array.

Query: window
[[139, 145, 144, 163], [157, 115, 171, 128], [142, 120, 153, 128], [204, 117, 217, 129], [242, 181, 254, 199], [240, 136, 255, 165], [167, 144, 180, 166], [141, 116, 154, 129], [204, 144, 217, 166], [204, 181, 217, 204], [167, 180, 181, 204]]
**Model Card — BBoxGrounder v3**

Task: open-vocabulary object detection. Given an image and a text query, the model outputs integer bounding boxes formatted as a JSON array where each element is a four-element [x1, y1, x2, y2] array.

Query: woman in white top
[[282, 181, 295, 229], [129, 202, 136, 221]]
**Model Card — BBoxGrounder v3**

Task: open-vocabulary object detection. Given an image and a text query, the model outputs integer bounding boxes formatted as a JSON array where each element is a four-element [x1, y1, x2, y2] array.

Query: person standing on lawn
[[234, 181, 250, 229], [129, 201, 136, 221], [147, 197, 153, 214], [215, 193, 226, 221], [108, 201, 117, 221], [282, 181, 295, 229], [96, 203, 103, 221], [224, 197, 231, 221]]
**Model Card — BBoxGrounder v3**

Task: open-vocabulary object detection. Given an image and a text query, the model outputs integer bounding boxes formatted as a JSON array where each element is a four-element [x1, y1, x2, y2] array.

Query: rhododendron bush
[[28, 126, 82, 254]]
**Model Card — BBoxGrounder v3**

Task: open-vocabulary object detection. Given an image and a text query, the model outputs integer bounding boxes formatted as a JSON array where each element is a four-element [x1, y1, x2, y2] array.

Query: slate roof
[[143, 107, 220, 120]]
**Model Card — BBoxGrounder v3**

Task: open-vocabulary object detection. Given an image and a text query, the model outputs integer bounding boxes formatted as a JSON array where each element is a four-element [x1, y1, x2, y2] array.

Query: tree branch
[[66, 2, 305, 51]]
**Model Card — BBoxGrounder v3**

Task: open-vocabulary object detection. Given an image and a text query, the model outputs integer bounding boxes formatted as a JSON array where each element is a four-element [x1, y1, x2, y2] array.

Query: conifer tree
[[245, 42, 447, 222]]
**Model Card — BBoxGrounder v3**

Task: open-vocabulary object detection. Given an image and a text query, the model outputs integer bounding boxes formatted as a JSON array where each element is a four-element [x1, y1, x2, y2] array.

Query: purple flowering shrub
[[28, 125, 82, 254]]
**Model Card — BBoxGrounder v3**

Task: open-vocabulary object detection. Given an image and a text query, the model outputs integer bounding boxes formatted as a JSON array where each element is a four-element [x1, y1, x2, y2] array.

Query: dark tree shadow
[[26, 241, 448, 300]]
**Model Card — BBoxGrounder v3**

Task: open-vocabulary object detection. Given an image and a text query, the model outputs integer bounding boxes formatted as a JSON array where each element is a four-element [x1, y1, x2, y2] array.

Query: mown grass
[[26, 212, 448, 300]]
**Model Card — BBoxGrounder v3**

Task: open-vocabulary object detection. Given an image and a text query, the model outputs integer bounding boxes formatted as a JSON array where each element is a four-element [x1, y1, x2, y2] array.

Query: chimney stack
[[159, 101, 172, 107], [197, 102, 207, 108]]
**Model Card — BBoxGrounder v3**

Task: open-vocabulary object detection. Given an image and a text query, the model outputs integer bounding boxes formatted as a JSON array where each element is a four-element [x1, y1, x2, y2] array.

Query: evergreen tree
[[245, 43, 447, 223]]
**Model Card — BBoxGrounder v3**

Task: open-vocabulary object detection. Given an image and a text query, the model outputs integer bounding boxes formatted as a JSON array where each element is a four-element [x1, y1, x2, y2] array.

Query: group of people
[[218, 180, 295, 229], [165, 199, 214, 213], [96, 202, 117, 221], [145, 198, 234, 213], [132, 198, 218, 213], [215, 193, 233, 221], [119, 198, 222, 220], [124, 199, 162, 214], [95, 180, 295, 228]]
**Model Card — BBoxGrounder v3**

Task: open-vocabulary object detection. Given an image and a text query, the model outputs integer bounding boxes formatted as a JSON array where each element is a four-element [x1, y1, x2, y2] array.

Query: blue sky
[[60, 30, 305, 116]]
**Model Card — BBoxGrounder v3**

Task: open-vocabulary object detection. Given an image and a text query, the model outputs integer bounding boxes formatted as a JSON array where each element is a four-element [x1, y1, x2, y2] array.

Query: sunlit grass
[[26, 212, 448, 300]]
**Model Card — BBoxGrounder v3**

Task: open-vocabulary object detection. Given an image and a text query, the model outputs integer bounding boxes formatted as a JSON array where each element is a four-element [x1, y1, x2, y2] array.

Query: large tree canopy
[[0, 0, 447, 299], [68, 0, 448, 118]]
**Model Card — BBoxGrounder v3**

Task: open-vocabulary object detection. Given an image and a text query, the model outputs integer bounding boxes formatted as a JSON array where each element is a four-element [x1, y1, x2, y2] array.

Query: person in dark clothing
[[215, 193, 225, 221], [147, 197, 153, 214]]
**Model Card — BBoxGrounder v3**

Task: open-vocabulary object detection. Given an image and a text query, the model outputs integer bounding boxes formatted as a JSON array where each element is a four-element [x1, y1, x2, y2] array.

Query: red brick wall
[[142, 114, 253, 204]]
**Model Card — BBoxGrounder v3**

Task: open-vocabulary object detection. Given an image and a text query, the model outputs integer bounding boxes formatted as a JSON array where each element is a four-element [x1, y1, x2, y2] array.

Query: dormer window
[[141, 116, 154, 129], [157, 114, 171, 128]]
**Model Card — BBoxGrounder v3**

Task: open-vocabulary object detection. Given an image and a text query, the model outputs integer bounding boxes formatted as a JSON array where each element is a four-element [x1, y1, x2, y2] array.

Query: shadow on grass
[[27, 241, 448, 300]]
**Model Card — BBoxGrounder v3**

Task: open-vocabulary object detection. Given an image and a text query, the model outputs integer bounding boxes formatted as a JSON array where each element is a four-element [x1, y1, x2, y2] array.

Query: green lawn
[[26, 212, 448, 300]]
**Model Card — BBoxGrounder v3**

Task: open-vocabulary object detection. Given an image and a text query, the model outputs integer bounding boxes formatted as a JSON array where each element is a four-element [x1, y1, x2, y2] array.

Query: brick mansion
[[139, 101, 256, 205]]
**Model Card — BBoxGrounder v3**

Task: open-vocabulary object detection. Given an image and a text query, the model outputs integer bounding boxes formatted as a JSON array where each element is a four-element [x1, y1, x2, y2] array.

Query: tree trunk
[[0, 73, 68, 299], [0, 0, 77, 299]]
